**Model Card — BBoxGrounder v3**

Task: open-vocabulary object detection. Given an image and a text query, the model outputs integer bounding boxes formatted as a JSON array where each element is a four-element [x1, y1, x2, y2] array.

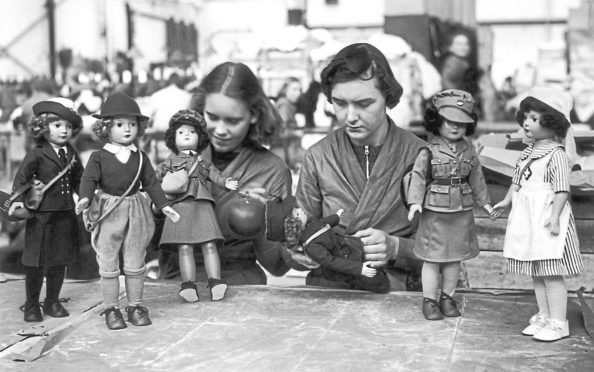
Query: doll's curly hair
[[423, 107, 478, 136], [28, 113, 83, 143], [164, 121, 210, 155], [90, 116, 149, 143], [515, 96, 570, 138]]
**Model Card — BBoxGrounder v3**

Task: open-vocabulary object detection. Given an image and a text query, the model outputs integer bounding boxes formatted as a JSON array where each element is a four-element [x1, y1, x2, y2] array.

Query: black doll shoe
[[126, 305, 152, 326], [422, 298, 444, 321], [43, 298, 70, 318], [21, 302, 43, 322], [179, 281, 199, 303], [100, 307, 127, 330], [207, 278, 228, 301], [439, 292, 461, 317]]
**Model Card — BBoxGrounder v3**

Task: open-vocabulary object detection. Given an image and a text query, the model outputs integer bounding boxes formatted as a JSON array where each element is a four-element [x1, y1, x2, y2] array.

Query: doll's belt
[[433, 176, 468, 186]]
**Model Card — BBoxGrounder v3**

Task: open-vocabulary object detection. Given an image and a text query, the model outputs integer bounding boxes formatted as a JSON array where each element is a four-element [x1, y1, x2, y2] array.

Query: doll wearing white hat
[[492, 86, 584, 342]]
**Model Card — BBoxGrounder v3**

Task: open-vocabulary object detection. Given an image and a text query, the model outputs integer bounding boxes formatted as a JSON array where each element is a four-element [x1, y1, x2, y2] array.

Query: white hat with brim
[[524, 86, 572, 124]]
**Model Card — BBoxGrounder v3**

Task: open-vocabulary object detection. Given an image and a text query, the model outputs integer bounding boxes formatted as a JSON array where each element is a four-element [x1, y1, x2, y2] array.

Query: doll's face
[[292, 207, 308, 226], [175, 124, 199, 151], [521, 110, 555, 141], [46, 119, 73, 146], [439, 119, 467, 142], [109, 115, 138, 146]]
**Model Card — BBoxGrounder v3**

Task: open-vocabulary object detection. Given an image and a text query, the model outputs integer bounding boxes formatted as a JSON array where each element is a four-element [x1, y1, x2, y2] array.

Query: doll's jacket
[[407, 136, 490, 213], [156, 151, 228, 203], [12, 141, 83, 211]]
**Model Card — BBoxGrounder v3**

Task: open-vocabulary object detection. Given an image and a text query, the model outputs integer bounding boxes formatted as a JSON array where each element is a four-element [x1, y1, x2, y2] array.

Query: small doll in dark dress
[[9, 98, 84, 322], [266, 196, 389, 293], [156, 109, 238, 302]]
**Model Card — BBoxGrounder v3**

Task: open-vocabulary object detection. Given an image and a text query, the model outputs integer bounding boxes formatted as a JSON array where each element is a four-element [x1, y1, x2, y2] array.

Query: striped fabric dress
[[504, 142, 583, 276]]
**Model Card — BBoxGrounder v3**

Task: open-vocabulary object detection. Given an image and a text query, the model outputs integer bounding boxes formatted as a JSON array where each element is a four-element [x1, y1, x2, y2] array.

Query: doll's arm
[[545, 192, 569, 236], [12, 150, 38, 202], [305, 235, 364, 276], [491, 184, 520, 218], [406, 149, 431, 206], [206, 162, 238, 190]]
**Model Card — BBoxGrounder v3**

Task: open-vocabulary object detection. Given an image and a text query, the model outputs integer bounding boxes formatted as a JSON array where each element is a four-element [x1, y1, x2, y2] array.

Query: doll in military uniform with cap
[[156, 109, 238, 303], [8, 98, 84, 322], [406, 89, 494, 320], [75, 92, 180, 330]]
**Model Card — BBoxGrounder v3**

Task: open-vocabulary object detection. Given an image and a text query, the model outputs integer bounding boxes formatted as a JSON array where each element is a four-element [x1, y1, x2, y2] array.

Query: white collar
[[50, 144, 67, 155], [103, 143, 138, 154]]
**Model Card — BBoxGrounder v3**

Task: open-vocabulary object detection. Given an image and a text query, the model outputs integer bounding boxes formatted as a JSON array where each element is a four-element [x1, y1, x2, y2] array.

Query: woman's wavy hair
[[320, 43, 403, 109], [423, 107, 478, 136], [164, 122, 210, 155], [90, 116, 149, 144], [28, 113, 83, 143], [191, 62, 282, 146], [515, 97, 570, 138]]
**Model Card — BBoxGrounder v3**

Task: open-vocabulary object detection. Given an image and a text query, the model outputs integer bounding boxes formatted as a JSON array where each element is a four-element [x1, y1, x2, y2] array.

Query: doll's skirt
[[159, 198, 223, 248], [23, 210, 78, 267], [413, 209, 479, 262]]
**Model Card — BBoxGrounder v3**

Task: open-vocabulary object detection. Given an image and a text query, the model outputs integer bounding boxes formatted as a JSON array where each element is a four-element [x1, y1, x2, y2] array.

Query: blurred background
[[0, 0, 593, 285]]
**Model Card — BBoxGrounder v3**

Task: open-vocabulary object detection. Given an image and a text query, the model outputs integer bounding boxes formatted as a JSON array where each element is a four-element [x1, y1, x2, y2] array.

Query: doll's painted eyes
[[178, 128, 196, 135], [115, 121, 137, 127]]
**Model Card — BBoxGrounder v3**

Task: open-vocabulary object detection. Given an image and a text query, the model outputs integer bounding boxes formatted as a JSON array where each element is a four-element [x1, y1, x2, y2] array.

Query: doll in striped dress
[[492, 87, 583, 342]]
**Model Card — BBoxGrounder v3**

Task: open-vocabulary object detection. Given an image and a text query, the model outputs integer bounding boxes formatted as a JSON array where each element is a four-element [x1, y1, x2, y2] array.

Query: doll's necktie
[[58, 148, 67, 165]]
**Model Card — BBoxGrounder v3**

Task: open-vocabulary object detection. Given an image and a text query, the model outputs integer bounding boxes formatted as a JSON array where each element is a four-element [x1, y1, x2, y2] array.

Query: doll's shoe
[[21, 302, 43, 322], [522, 313, 548, 336], [422, 298, 444, 320], [100, 307, 127, 330], [207, 278, 228, 301], [533, 319, 569, 342], [439, 292, 461, 317], [126, 305, 152, 326], [43, 299, 70, 318], [179, 281, 199, 303]]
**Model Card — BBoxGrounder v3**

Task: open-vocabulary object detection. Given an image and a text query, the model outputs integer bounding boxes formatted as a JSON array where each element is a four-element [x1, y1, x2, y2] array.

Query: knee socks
[[25, 266, 44, 305], [45, 265, 66, 302], [101, 276, 120, 309], [125, 274, 145, 307]]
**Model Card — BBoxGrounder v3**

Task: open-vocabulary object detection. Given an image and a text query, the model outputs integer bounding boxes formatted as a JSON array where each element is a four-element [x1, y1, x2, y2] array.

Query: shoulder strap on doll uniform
[[92, 153, 144, 226], [41, 157, 77, 193]]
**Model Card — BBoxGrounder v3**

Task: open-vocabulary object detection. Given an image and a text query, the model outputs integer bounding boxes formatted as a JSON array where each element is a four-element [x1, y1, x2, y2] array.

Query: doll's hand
[[162, 206, 181, 223], [491, 200, 510, 219], [483, 204, 496, 220], [8, 202, 24, 216], [361, 262, 377, 278], [408, 204, 422, 221], [336, 208, 344, 218], [238, 187, 267, 204], [75, 198, 89, 215], [281, 246, 320, 271], [544, 216, 560, 236], [225, 178, 239, 190]]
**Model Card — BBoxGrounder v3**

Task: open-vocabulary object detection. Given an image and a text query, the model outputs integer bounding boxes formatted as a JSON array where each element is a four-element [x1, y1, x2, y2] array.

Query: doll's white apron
[[503, 150, 570, 261]]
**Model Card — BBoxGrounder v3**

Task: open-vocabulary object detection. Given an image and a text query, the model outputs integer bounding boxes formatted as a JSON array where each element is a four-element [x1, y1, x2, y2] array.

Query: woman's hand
[[408, 204, 422, 221], [8, 201, 24, 216], [352, 228, 398, 268], [75, 198, 89, 215], [361, 262, 377, 278], [162, 206, 181, 222], [544, 215, 560, 236]]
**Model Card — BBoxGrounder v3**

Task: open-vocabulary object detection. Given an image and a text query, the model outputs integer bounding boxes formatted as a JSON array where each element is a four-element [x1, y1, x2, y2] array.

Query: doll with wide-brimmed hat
[[8, 97, 84, 323], [156, 109, 238, 303], [75, 92, 180, 330]]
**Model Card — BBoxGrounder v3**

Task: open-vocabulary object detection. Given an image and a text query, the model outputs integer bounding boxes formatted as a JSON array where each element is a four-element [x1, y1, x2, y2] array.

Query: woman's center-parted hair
[[320, 43, 403, 109], [191, 62, 283, 146]]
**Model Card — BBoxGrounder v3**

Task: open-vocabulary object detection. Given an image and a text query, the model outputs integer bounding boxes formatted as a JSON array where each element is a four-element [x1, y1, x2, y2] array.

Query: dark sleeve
[[468, 146, 491, 206], [72, 151, 84, 194], [206, 161, 229, 189], [139, 152, 170, 210], [305, 233, 363, 276], [79, 151, 101, 200], [320, 214, 340, 227], [12, 150, 39, 203], [407, 148, 431, 205]]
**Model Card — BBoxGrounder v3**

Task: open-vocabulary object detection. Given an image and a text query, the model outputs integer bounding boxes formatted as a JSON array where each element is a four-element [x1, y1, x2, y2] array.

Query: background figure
[[272, 77, 304, 170], [297, 80, 323, 129]]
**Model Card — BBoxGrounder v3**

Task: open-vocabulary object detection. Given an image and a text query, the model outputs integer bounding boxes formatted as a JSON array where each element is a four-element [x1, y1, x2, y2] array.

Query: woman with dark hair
[[160, 62, 293, 285], [272, 76, 303, 169], [295, 43, 427, 292]]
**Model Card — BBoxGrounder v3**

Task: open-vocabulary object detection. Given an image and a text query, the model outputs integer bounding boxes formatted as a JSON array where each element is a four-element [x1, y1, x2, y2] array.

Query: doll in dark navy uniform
[[9, 98, 84, 322], [266, 196, 389, 293]]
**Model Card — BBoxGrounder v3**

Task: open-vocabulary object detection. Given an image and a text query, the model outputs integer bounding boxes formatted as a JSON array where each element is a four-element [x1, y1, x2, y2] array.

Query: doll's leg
[[533, 276, 569, 341], [43, 265, 69, 317], [179, 244, 197, 282], [201, 241, 227, 301], [22, 265, 44, 322], [544, 276, 567, 322], [421, 261, 443, 320], [178, 244, 199, 303], [439, 262, 462, 317], [201, 241, 221, 279], [532, 276, 549, 318]]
